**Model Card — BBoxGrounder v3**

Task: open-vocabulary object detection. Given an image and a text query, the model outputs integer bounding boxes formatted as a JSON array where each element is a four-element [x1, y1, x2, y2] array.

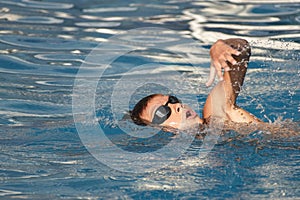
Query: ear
[[122, 111, 132, 121]]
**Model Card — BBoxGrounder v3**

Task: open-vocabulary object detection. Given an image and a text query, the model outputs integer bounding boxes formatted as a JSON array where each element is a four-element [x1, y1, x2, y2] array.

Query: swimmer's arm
[[222, 38, 250, 104], [225, 105, 262, 123], [203, 81, 261, 123], [222, 39, 261, 123], [203, 38, 262, 124], [224, 39, 263, 123]]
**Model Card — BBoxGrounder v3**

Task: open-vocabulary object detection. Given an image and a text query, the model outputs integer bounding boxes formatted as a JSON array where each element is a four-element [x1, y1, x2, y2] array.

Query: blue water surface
[[0, 0, 299, 199]]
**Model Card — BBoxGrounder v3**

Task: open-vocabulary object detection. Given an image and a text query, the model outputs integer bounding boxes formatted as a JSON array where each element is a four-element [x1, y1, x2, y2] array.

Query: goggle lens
[[152, 96, 181, 124]]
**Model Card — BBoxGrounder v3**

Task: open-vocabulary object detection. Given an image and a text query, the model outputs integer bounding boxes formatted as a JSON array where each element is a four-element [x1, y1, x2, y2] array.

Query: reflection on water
[[0, 0, 299, 199]]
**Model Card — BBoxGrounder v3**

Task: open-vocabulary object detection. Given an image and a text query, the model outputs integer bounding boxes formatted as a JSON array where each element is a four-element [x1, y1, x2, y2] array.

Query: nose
[[172, 103, 183, 113]]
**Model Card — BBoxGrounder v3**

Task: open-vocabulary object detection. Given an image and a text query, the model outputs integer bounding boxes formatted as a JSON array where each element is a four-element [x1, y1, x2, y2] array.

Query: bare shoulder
[[224, 120, 300, 138]]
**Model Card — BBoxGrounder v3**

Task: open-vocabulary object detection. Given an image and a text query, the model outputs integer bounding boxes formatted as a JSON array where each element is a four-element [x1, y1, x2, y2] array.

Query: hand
[[206, 39, 241, 86]]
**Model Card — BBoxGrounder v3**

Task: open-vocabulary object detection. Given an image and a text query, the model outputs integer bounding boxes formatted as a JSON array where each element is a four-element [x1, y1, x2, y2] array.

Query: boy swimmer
[[130, 38, 262, 131], [130, 38, 299, 136]]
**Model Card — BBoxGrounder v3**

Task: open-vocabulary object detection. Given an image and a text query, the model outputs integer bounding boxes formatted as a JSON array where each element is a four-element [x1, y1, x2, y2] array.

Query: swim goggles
[[152, 95, 181, 124]]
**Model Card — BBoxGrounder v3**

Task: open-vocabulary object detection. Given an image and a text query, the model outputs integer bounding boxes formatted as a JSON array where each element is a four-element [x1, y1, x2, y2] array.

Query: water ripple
[[0, 99, 69, 114], [0, 0, 73, 9], [0, 35, 97, 50], [35, 53, 85, 64], [229, 0, 300, 3], [0, 55, 84, 76], [83, 7, 138, 13], [75, 22, 121, 28], [186, 1, 300, 50], [15, 16, 63, 24], [0, 189, 22, 197]]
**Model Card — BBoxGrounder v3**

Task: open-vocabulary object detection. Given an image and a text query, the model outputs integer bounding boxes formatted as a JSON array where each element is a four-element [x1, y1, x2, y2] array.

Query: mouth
[[185, 109, 197, 120]]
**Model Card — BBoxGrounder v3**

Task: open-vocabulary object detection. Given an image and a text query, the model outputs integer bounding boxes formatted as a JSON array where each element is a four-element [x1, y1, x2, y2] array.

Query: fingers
[[226, 53, 237, 65], [224, 66, 231, 72], [208, 38, 247, 86], [217, 68, 223, 81], [213, 60, 223, 81], [206, 64, 217, 87], [231, 49, 241, 56], [215, 55, 232, 72], [225, 50, 240, 65], [206, 61, 224, 87]]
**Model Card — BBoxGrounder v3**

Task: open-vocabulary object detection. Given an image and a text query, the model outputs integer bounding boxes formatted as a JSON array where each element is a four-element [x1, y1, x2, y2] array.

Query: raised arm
[[203, 38, 261, 124], [222, 38, 250, 104]]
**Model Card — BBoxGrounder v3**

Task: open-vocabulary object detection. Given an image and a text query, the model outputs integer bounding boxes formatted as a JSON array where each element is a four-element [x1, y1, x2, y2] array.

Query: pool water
[[0, 0, 299, 199]]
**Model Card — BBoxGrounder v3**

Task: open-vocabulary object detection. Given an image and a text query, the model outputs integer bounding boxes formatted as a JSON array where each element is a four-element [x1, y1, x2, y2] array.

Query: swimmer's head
[[130, 94, 203, 130]]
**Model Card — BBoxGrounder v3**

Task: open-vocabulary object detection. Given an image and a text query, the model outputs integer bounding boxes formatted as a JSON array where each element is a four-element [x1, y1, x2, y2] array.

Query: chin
[[178, 117, 201, 130]]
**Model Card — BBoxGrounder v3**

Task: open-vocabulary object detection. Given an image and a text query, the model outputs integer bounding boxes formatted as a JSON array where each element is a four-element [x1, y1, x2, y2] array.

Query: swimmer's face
[[140, 94, 202, 130]]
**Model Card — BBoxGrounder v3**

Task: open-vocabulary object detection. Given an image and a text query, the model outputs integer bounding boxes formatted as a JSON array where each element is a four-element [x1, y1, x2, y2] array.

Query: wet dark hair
[[130, 94, 158, 126]]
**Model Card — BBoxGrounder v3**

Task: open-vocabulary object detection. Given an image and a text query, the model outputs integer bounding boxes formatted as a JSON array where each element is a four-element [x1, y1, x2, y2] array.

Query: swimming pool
[[0, 0, 299, 199]]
